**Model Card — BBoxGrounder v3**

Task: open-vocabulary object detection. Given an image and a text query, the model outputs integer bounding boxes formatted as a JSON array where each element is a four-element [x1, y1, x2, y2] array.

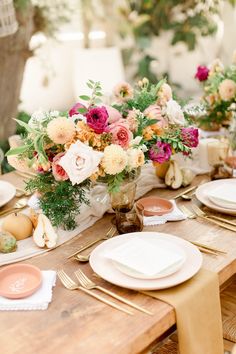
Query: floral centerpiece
[[195, 51, 236, 130], [6, 79, 198, 230]]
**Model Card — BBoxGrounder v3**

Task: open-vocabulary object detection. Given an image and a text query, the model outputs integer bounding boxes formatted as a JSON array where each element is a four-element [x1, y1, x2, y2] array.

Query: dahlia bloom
[[47, 117, 76, 145], [102, 145, 128, 175]]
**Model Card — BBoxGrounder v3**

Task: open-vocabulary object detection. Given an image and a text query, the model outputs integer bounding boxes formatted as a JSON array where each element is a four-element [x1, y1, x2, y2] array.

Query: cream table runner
[[143, 268, 224, 354], [0, 164, 165, 266]]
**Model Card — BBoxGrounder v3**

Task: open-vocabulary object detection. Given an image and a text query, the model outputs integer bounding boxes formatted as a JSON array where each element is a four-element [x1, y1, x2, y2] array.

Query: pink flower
[[144, 104, 168, 129], [85, 106, 109, 134], [104, 105, 122, 124], [181, 127, 199, 148], [149, 141, 172, 163], [109, 122, 133, 149], [126, 109, 139, 132], [69, 102, 86, 117], [195, 66, 209, 81], [113, 82, 134, 102], [52, 153, 69, 181]]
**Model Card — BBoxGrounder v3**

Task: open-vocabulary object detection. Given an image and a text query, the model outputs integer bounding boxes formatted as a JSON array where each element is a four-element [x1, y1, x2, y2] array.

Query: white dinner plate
[[196, 179, 236, 215], [110, 239, 186, 280], [0, 181, 16, 208], [89, 232, 202, 290]]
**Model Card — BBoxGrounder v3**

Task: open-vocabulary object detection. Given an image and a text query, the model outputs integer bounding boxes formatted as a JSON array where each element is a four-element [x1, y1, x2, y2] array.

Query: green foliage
[[26, 174, 90, 230], [118, 0, 234, 81], [81, 80, 103, 107], [15, 111, 30, 135]]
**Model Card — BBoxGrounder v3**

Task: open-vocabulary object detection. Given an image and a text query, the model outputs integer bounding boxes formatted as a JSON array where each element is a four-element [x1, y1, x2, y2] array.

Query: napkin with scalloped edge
[[0, 271, 56, 311], [143, 200, 186, 226]]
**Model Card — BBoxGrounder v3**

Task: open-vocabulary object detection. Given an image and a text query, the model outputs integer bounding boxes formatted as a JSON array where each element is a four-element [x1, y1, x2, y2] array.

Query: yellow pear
[[2, 213, 33, 240]]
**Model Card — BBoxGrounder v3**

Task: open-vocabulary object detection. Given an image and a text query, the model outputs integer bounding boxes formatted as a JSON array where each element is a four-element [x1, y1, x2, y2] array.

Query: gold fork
[[192, 204, 236, 227], [75, 269, 153, 316], [67, 226, 116, 259], [57, 270, 133, 315], [191, 204, 236, 233]]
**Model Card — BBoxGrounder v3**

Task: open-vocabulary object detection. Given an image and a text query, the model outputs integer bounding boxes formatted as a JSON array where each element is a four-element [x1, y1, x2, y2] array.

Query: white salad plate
[[89, 232, 202, 291], [196, 179, 236, 215], [0, 181, 16, 208]]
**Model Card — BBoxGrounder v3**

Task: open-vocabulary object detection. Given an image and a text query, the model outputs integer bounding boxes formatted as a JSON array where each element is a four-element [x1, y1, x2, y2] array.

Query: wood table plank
[[0, 173, 236, 354]]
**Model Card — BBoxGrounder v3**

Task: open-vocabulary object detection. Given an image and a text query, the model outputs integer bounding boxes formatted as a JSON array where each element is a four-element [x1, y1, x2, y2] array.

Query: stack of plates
[[196, 179, 236, 215], [89, 232, 202, 290]]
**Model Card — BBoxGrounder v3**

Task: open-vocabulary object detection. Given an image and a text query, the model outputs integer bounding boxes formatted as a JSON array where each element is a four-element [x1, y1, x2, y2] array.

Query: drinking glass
[[115, 204, 144, 235]]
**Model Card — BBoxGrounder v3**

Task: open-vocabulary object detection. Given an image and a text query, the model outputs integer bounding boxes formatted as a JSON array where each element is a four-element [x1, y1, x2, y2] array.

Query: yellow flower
[[102, 145, 128, 175], [47, 117, 75, 145]]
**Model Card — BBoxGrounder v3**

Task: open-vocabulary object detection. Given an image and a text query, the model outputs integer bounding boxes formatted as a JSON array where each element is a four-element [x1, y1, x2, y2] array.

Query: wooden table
[[1, 172, 236, 354]]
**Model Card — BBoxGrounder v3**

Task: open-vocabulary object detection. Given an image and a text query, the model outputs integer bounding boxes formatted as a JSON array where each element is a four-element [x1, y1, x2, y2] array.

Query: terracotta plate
[[137, 197, 173, 216], [0, 264, 42, 299]]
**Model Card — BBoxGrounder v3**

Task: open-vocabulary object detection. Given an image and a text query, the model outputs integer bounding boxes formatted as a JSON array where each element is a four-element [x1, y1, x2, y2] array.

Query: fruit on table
[[165, 160, 183, 189], [2, 213, 33, 240], [181, 168, 195, 187], [0, 231, 17, 253], [33, 214, 58, 249]]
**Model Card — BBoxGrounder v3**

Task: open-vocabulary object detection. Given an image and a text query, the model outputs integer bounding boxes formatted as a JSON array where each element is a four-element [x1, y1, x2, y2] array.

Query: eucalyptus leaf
[[79, 95, 90, 101], [5, 145, 29, 156]]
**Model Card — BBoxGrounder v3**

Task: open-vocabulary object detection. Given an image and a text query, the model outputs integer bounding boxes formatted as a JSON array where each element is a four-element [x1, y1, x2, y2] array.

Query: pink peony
[[181, 127, 199, 148], [52, 152, 69, 181], [69, 102, 86, 117], [195, 66, 209, 81], [109, 122, 133, 149], [85, 106, 109, 134], [105, 105, 122, 124], [149, 141, 172, 163]]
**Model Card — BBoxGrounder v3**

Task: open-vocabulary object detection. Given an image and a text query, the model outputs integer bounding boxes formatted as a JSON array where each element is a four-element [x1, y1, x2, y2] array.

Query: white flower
[[130, 136, 143, 146], [165, 99, 185, 125], [58, 141, 103, 185], [102, 145, 128, 175], [50, 110, 59, 118], [28, 109, 48, 128]]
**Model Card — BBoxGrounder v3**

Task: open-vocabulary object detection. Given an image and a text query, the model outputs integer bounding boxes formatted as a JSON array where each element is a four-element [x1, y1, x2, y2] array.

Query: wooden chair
[[148, 276, 236, 354]]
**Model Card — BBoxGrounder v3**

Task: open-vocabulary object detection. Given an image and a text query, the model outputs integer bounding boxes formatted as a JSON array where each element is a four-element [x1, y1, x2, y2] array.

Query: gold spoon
[[74, 254, 90, 262], [0, 198, 28, 216], [15, 188, 31, 198]]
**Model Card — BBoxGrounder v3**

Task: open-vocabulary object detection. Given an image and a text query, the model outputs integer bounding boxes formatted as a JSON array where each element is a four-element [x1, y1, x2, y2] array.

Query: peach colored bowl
[[0, 264, 42, 299], [137, 197, 173, 216]]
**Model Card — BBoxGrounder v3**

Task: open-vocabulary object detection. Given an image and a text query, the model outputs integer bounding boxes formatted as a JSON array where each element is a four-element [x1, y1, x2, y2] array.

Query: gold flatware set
[[57, 269, 153, 316]]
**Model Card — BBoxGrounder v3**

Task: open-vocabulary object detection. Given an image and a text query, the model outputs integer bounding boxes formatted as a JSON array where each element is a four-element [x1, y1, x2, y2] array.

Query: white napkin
[[207, 184, 236, 209], [143, 200, 186, 226], [0, 271, 56, 311], [105, 238, 184, 277]]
